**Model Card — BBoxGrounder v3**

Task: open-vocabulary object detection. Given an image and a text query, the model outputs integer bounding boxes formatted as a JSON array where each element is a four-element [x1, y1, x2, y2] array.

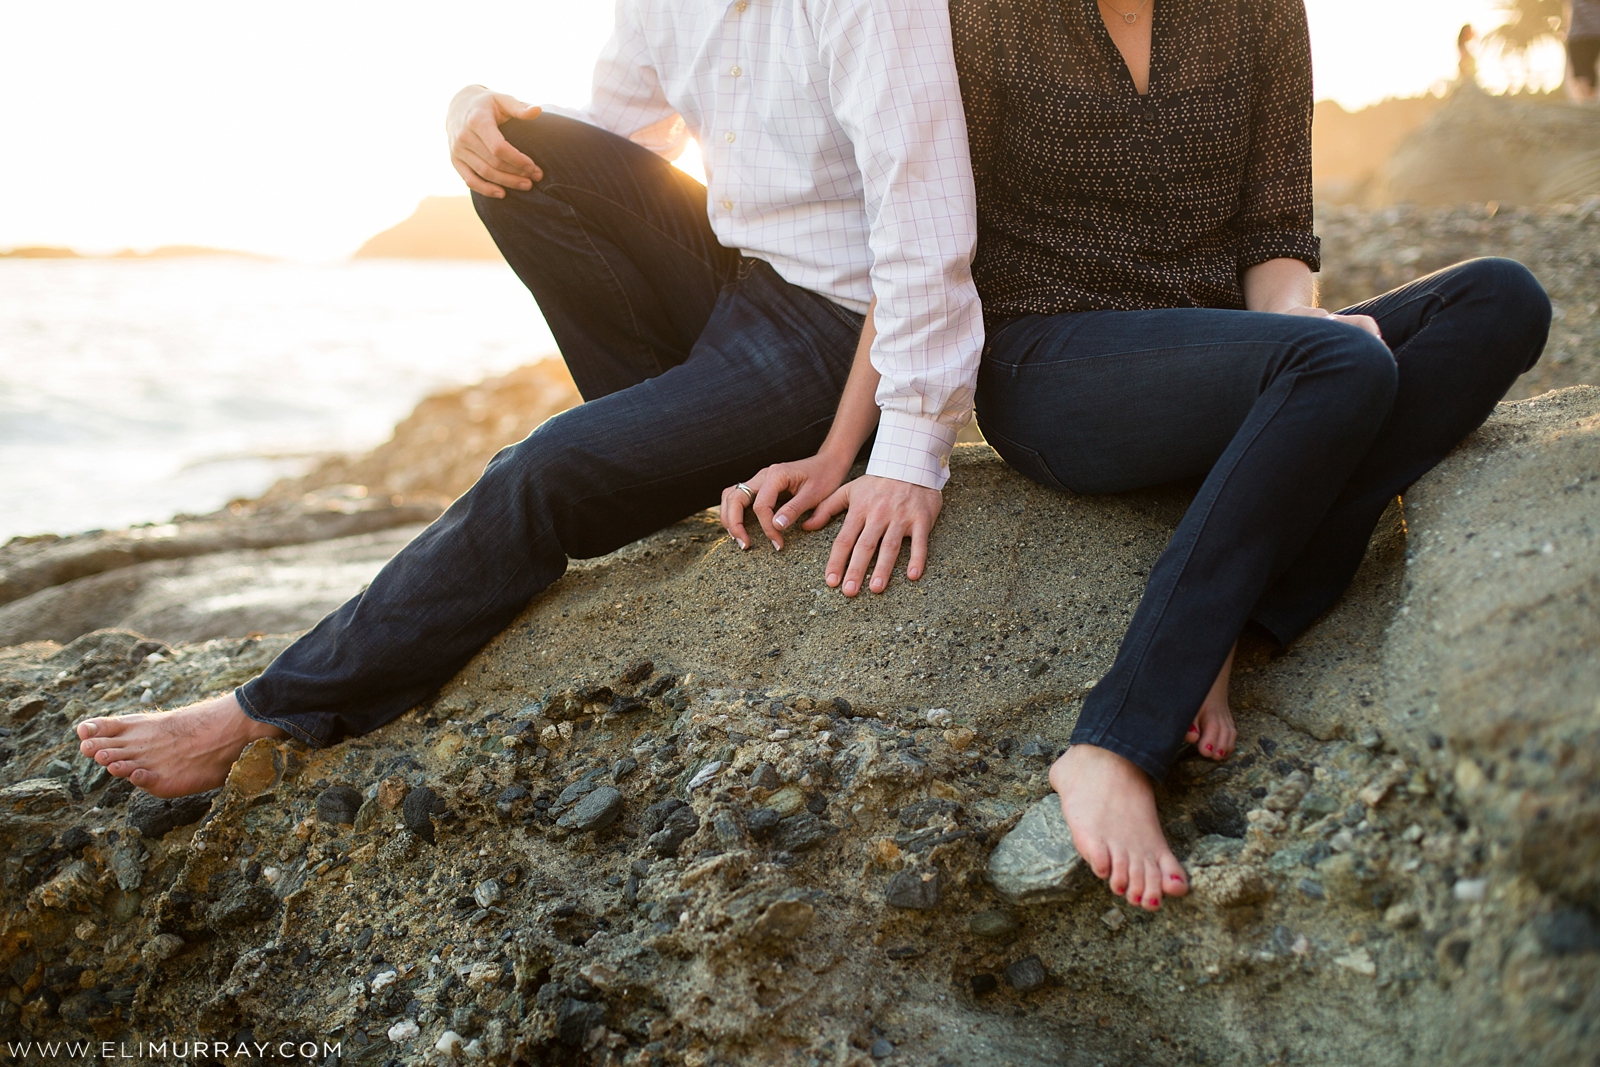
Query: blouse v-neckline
[[1082, 0, 1161, 98]]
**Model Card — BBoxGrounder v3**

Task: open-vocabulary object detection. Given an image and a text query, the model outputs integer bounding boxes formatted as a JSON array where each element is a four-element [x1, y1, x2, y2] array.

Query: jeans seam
[[1078, 360, 1302, 751]]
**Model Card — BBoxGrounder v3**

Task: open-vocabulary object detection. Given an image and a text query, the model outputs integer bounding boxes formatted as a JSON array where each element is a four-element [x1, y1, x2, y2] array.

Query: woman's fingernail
[[775, 515, 788, 528], [771, 541, 781, 552], [844, 581, 857, 593]]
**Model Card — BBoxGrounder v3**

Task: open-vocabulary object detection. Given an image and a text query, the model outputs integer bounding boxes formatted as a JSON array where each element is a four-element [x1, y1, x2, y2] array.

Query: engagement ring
[[736, 483, 755, 503]]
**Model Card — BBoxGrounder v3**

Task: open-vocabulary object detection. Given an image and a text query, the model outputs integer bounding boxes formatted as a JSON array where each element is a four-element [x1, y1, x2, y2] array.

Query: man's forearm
[[817, 298, 882, 466]]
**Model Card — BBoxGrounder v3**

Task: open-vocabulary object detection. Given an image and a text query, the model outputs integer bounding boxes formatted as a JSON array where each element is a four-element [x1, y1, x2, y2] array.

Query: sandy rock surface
[[1, 388, 1595, 1066]]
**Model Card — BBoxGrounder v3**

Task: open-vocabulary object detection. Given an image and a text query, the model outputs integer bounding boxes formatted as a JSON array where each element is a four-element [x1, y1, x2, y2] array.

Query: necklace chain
[[1097, 0, 1152, 24]]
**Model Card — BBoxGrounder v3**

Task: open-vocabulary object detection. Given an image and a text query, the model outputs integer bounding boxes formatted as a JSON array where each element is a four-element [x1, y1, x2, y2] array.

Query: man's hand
[[1278, 304, 1383, 339], [719, 452, 853, 552], [815, 476, 941, 596], [447, 85, 543, 198]]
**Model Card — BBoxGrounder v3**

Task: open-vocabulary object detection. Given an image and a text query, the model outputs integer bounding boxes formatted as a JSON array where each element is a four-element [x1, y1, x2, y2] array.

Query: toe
[[1184, 721, 1200, 744], [128, 768, 157, 789], [1159, 851, 1189, 897], [106, 759, 136, 779], [1077, 832, 1112, 881], [1199, 718, 1228, 761], [1140, 858, 1164, 910], [93, 747, 126, 766], [1125, 856, 1148, 907], [76, 720, 98, 740], [1108, 847, 1130, 897]]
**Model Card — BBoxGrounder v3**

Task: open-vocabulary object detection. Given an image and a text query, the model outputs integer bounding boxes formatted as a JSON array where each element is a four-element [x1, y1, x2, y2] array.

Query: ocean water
[[0, 257, 557, 542]]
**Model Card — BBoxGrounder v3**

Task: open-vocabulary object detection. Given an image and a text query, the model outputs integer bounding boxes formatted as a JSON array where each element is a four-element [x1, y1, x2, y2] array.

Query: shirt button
[[725, 131, 736, 143], [721, 199, 734, 210], [735, 1, 747, 10], [730, 65, 742, 77]]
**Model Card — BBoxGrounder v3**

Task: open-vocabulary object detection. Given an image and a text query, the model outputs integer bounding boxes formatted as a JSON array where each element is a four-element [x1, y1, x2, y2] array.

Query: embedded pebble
[[885, 868, 941, 910], [1101, 907, 1125, 930], [315, 785, 363, 825], [557, 786, 624, 832], [473, 878, 503, 908], [1453, 878, 1488, 903], [388, 1020, 420, 1043], [688, 760, 724, 791], [969, 909, 1019, 939], [871, 1037, 895, 1058], [1004, 955, 1048, 992], [749, 763, 782, 791]]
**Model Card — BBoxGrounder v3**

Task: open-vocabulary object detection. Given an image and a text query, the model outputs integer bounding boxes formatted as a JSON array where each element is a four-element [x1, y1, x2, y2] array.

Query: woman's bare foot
[[1050, 743, 1188, 911], [76, 693, 287, 799], [1184, 642, 1238, 761]]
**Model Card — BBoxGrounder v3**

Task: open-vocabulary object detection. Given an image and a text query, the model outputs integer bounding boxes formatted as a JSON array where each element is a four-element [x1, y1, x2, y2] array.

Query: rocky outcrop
[[1317, 200, 1600, 402], [1370, 85, 1600, 209], [0, 525, 424, 647], [1, 388, 1595, 1066]]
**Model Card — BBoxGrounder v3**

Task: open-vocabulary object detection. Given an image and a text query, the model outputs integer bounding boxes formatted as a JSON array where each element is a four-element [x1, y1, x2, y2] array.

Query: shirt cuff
[[866, 410, 961, 491], [1236, 231, 1322, 274]]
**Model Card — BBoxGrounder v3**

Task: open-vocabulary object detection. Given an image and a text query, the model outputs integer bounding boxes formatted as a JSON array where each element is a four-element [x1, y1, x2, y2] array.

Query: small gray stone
[[556, 779, 598, 808], [749, 763, 782, 791], [885, 868, 941, 910], [612, 757, 638, 782], [0, 778, 74, 815], [402, 786, 447, 844], [968, 909, 1019, 939], [985, 794, 1093, 905], [557, 786, 623, 832], [1299, 792, 1341, 818], [1297, 878, 1327, 901], [713, 809, 745, 848], [646, 806, 700, 858], [1533, 908, 1600, 957], [127, 789, 218, 839], [870, 1038, 894, 1059], [747, 807, 781, 840], [774, 812, 829, 853], [495, 785, 528, 818], [473, 879, 503, 908], [315, 785, 363, 825], [1003, 955, 1048, 992]]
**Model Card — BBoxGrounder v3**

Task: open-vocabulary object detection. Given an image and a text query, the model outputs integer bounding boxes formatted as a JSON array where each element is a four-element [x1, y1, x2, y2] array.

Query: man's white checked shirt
[[556, 0, 983, 489]]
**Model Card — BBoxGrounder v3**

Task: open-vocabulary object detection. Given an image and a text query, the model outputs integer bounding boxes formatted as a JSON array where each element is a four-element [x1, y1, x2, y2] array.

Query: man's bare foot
[[1050, 743, 1188, 911], [76, 693, 287, 799], [1184, 642, 1238, 761]]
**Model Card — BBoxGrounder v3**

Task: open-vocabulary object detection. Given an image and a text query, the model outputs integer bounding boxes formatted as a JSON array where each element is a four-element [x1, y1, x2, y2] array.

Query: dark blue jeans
[[237, 115, 863, 745], [975, 259, 1550, 779]]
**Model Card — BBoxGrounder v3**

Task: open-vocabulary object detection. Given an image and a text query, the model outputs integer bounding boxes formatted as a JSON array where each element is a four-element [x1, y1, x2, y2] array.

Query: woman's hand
[[1278, 304, 1382, 339], [447, 85, 543, 198], [719, 452, 854, 552]]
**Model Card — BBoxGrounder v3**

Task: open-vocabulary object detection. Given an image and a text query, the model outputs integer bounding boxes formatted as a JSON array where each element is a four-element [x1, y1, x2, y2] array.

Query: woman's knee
[[1321, 329, 1399, 411]]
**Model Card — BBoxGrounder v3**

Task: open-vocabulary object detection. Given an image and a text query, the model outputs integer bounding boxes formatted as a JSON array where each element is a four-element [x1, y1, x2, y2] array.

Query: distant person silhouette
[[1459, 23, 1480, 86], [1569, 0, 1600, 103]]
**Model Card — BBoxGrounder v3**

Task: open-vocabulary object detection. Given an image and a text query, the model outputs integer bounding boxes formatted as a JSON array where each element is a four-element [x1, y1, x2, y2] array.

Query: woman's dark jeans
[[975, 259, 1550, 779], [236, 115, 863, 746]]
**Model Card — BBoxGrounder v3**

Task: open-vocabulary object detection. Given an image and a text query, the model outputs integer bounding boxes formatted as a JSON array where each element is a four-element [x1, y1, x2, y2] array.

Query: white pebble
[[370, 969, 398, 993], [140, 688, 155, 704], [386, 1020, 420, 1043], [688, 761, 724, 790], [435, 1030, 466, 1056], [1100, 907, 1124, 930], [924, 708, 954, 727], [1453, 878, 1488, 902]]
